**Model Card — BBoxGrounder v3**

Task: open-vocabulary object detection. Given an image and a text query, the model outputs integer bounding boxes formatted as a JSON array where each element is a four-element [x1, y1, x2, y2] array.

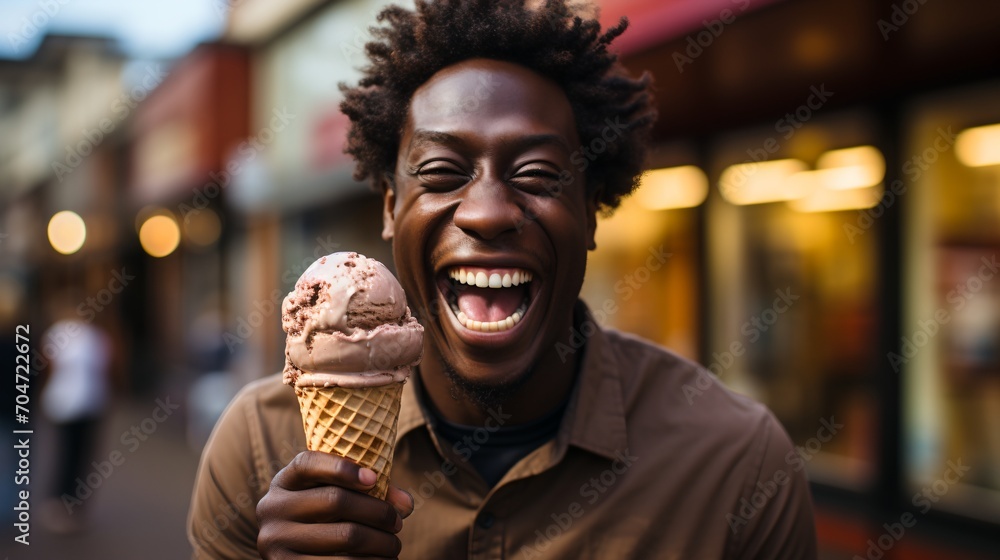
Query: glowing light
[[815, 146, 885, 189], [47, 211, 86, 255], [789, 181, 884, 213], [184, 208, 222, 246], [719, 159, 809, 205], [956, 123, 1000, 167], [139, 214, 181, 257], [635, 166, 709, 210]]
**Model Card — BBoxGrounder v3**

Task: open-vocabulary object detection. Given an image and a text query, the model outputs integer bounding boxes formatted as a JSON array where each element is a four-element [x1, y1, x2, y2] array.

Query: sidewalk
[[1, 397, 200, 559]]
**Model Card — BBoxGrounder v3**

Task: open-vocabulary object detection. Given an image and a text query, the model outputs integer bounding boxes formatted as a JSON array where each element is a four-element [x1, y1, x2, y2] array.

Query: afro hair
[[339, 0, 657, 212]]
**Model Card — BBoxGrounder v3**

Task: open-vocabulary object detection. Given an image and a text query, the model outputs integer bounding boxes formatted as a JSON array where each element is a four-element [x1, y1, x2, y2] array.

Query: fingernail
[[394, 515, 403, 532], [405, 490, 414, 511], [359, 468, 377, 486]]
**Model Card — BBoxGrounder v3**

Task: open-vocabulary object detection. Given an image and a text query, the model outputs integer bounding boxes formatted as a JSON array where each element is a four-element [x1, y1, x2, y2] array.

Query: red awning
[[597, 0, 786, 55]]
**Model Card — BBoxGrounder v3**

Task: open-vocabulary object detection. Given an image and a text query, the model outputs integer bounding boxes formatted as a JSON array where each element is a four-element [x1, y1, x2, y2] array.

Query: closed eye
[[515, 169, 558, 179], [416, 161, 468, 189], [510, 163, 563, 196]]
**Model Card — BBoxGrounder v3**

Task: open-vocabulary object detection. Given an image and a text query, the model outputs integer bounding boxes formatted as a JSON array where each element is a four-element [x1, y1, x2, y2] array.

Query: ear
[[585, 187, 601, 251], [381, 174, 396, 242]]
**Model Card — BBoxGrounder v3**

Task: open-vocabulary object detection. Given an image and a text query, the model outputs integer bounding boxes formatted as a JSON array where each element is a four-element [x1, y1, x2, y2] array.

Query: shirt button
[[476, 511, 495, 529]]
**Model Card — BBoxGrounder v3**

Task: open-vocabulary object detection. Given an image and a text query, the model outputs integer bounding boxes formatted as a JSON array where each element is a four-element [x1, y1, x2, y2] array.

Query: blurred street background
[[2, 0, 1000, 558]]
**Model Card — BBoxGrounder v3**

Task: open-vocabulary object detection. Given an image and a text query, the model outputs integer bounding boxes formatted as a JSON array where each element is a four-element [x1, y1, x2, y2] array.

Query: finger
[[386, 486, 414, 519], [327, 557, 398, 560], [286, 486, 402, 532], [263, 555, 390, 560], [283, 522, 402, 557], [274, 451, 378, 493], [274, 557, 386, 560]]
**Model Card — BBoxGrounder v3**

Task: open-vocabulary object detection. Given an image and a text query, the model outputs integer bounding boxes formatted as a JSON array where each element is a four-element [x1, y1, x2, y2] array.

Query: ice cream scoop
[[282, 252, 423, 388]]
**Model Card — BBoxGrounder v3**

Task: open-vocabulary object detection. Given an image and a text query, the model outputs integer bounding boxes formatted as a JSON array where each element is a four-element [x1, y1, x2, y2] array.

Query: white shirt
[[41, 320, 112, 423]]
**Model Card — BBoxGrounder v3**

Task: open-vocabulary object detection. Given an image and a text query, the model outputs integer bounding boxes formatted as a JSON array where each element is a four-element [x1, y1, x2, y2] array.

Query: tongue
[[457, 286, 525, 323]]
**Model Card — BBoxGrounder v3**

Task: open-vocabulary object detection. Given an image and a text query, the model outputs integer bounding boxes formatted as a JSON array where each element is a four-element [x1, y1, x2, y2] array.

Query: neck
[[418, 318, 582, 426]]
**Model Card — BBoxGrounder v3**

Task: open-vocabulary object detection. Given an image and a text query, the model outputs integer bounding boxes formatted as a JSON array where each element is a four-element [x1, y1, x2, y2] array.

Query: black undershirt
[[421, 385, 569, 487]]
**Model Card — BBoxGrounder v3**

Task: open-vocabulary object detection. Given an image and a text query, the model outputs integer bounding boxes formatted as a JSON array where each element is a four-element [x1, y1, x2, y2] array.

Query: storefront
[[587, 0, 1000, 555]]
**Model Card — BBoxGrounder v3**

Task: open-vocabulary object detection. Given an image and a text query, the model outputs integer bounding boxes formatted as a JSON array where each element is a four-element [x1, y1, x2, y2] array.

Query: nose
[[452, 176, 525, 240]]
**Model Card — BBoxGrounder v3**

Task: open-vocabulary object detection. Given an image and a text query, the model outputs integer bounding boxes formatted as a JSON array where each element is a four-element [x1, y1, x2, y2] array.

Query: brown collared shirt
[[188, 304, 817, 559]]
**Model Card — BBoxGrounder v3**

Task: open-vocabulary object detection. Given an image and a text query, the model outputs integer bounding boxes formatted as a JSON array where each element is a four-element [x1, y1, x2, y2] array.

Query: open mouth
[[439, 266, 536, 333]]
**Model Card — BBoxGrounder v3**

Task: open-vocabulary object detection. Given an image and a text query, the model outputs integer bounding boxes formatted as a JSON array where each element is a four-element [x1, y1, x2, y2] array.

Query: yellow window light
[[139, 214, 181, 258], [788, 180, 884, 213], [47, 210, 87, 255], [719, 159, 809, 205], [956, 123, 1000, 167], [635, 165, 709, 210], [815, 145, 885, 189]]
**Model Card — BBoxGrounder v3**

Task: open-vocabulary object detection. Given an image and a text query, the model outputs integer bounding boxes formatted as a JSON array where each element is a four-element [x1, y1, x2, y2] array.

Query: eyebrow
[[408, 129, 572, 154]]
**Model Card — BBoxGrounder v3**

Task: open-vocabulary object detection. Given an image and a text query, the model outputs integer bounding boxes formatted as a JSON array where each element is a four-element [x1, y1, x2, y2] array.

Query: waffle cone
[[295, 381, 404, 500]]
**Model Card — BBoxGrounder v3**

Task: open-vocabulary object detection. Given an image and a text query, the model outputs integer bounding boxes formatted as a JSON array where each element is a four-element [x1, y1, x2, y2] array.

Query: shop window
[[905, 82, 1000, 522], [707, 111, 885, 489]]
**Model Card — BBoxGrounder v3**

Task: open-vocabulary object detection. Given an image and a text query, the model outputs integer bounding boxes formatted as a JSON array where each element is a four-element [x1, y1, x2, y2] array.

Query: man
[[188, 1, 817, 558]]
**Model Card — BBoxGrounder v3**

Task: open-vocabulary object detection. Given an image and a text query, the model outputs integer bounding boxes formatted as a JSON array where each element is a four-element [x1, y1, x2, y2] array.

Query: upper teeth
[[448, 268, 533, 288]]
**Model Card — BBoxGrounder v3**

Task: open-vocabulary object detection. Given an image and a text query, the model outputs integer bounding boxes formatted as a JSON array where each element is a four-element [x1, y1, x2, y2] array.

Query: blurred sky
[[0, 0, 223, 60]]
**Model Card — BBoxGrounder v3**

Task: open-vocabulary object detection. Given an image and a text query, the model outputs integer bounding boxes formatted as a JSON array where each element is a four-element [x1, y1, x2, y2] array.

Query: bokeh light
[[956, 123, 1000, 167], [184, 208, 222, 246], [636, 166, 709, 210], [47, 210, 87, 255], [139, 214, 181, 257]]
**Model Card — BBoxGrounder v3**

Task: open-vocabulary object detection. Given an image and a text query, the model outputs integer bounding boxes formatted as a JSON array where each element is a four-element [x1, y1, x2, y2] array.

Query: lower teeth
[[449, 299, 528, 332]]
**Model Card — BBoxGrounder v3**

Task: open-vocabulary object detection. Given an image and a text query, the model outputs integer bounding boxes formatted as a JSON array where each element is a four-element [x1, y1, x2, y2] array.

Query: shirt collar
[[560, 300, 629, 461], [398, 373, 426, 440], [396, 300, 629, 461]]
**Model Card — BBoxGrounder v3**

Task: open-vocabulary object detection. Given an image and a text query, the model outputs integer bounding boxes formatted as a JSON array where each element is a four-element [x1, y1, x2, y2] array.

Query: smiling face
[[382, 58, 596, 412]]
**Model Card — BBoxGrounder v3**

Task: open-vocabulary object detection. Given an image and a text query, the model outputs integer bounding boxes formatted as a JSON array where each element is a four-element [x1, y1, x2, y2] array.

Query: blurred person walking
[[38, 301, 114, 533]]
